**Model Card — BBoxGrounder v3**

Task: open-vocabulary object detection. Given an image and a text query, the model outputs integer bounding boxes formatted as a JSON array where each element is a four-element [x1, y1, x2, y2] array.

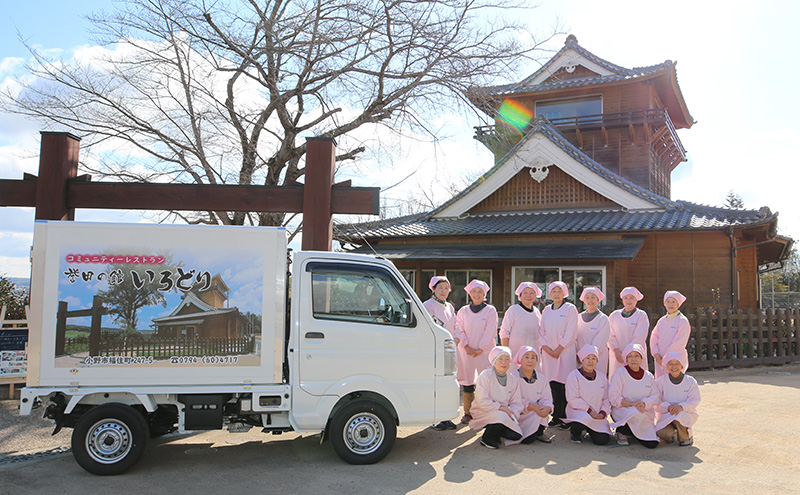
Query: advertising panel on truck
[[29, 221, 286, 387]]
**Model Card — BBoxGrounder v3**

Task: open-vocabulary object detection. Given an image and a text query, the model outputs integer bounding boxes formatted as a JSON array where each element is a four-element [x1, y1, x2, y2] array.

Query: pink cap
[[662, 350, 689, 371], [577, 344, 599, 362], [514, 345, 538, 367], [579, 286, 605, 303], [548, 281, 569, 298], [515, 282, 542, 298], [465, 279, 490, 294], [620, 287, 644, 301], [428, 276, 450, 291], [489, 346, 512, 366], [663, 290, 687, 308], [622, 343, 645, 363]]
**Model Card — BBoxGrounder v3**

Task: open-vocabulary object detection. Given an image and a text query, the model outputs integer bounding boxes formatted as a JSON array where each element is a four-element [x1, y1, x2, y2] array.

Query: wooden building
[[337, 36, 792, 313], [152, 274, 250, 339]]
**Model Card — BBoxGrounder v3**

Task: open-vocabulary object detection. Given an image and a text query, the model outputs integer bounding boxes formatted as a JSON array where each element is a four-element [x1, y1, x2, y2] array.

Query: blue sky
[[1, 1, 799, 278]]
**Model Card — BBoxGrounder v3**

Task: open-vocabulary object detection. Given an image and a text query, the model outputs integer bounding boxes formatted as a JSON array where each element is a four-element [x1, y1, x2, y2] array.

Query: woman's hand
[[537, 406, 552, 418], [541, 345, 556, 358], [654, 353, 662, 366], [552, 345, 564, 358], [588, 408, 607, 420], [668, 404, 683, 415], [614, 349, 624, 364], [634, 401, 646, 413], [499, 406, 517, 422]]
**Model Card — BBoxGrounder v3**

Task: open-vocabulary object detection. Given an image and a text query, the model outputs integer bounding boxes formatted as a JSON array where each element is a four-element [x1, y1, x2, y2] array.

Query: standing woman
[[454, 280, 498, 424], [650, 291, 691, 378], [423, 276, 459, 431], [565, 344, 613, 445], [539, 281, 579, 428], [608, 344, 659, 448], [577, 287, 611, 378], [509, 345, 553, 444], [470, 346, 524, 449], [423, 276, 458, 341], [654, 351, 700, 446], [500, 282, 542, 371], [608, 287, 650, 378]]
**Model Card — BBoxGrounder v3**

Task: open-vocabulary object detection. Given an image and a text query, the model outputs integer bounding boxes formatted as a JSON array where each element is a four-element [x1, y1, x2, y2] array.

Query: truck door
[[295, 260, 434, 423]]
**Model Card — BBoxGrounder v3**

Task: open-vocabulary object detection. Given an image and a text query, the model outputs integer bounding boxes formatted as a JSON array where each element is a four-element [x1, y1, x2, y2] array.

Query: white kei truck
[[19, 221, 459, 475]]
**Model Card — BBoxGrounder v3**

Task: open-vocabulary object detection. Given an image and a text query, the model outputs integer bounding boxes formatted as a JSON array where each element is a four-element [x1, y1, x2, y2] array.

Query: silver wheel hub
[[86, 419, 133, 464], [343, 412, 383, 454]]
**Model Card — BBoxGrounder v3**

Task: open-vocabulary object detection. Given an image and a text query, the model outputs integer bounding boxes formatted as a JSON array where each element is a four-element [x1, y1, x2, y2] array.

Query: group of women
[[423, 276, 700, 449]]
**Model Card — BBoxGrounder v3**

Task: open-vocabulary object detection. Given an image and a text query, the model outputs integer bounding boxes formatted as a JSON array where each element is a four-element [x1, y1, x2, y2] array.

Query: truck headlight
[[444, 339, 457, 375]]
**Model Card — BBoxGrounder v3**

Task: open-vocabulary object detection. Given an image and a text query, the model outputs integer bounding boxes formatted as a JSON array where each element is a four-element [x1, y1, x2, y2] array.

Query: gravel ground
[[0, 396, 71, 457]]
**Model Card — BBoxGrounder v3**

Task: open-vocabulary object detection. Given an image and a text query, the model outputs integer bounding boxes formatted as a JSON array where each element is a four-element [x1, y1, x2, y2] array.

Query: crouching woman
[[609, 343, 659, 448], [511, 346, 554, 444], [470, 346, 524, 449], [565, 344, 613, 445], [654, 351, 700, 446]]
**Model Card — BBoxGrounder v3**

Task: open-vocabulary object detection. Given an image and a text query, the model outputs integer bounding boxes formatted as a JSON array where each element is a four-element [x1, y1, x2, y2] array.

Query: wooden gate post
[[302, 137, 336, 251], [35, 132, 81, 221], [89, 295, 103, 357], [55, 301, 68, 356]]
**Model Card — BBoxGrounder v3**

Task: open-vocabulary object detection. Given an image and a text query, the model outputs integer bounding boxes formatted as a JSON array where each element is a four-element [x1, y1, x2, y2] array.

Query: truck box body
[[28, 221, 285, 388]]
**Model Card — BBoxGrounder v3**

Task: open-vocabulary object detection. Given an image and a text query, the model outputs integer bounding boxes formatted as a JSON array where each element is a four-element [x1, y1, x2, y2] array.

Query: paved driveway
[[1, 365, 798, 494]]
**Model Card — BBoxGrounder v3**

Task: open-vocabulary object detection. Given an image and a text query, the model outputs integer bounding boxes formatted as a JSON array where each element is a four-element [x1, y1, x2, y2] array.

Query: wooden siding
[[736, 241, 759, 309], [544, 64, 600, 82], [386, 229, 762, 310], [469, 167, 618, 213]]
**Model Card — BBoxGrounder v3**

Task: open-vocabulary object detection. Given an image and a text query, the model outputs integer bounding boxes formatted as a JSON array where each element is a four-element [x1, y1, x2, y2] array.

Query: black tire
[[330, 400, 396, 465], [71, 404, 149, 475]]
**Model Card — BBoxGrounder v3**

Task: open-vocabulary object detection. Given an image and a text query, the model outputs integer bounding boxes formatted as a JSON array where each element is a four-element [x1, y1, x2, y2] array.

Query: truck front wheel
[[72, 404, 149, 475], [330, 400, 396, 464]]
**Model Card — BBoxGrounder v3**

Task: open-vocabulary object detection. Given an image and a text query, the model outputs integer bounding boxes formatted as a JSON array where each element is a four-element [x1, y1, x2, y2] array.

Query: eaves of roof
[[335, 203, 777, 242]]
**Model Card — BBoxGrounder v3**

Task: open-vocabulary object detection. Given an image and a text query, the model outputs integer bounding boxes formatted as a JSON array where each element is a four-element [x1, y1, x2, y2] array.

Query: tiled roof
[[482, 35, 675, 97], [350, 237, 647, 261], [429, 117, 677, 218], [335, 203, 777, 241]]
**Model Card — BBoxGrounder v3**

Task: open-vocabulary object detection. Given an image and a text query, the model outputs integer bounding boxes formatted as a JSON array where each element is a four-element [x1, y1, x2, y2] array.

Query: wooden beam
[[332, 186, 380, 215], [3, 178, 379, 215], [601, 126, 609, 147], [0, 179, 37, 207], [629, 123, 637, 145], [575, 128, 583, 149], [67, 182, 306, 212]]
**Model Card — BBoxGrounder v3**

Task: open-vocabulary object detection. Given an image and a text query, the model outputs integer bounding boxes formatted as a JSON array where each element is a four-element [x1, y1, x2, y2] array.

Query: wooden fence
[[64, 334, 256, 359], [641, 307, 800, 370]]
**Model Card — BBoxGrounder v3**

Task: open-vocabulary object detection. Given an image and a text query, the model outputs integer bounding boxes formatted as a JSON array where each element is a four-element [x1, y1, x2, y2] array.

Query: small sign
[[0, 329, 28, 351]]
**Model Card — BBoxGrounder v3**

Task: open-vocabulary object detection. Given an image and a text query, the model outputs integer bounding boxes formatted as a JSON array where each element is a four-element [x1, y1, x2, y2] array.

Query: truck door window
[[310, 265, 413, 326]]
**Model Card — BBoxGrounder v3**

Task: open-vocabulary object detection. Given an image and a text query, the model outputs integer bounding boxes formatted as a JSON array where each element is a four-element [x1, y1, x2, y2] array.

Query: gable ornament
[[528, 159, 550, 183]]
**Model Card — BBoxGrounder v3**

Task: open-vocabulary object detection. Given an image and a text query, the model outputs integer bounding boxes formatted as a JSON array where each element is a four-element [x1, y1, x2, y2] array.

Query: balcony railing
[[474, 108, 687, 167]]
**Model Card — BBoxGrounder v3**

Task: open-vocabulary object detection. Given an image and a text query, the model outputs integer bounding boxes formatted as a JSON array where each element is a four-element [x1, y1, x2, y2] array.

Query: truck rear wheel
[[72, 404, 149, 475], [330, 400, 396, 465]]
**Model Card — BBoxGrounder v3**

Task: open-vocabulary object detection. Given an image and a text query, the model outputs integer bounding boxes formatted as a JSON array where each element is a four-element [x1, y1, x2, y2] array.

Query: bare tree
[[1, 0, 559, 229]]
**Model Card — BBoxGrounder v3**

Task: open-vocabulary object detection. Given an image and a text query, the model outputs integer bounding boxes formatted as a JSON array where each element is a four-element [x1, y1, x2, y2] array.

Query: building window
[[512, 265, 605, 312], [446, 269, 493, 308], [399, 269, 415, 293], [535, 95, 602, 124]]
